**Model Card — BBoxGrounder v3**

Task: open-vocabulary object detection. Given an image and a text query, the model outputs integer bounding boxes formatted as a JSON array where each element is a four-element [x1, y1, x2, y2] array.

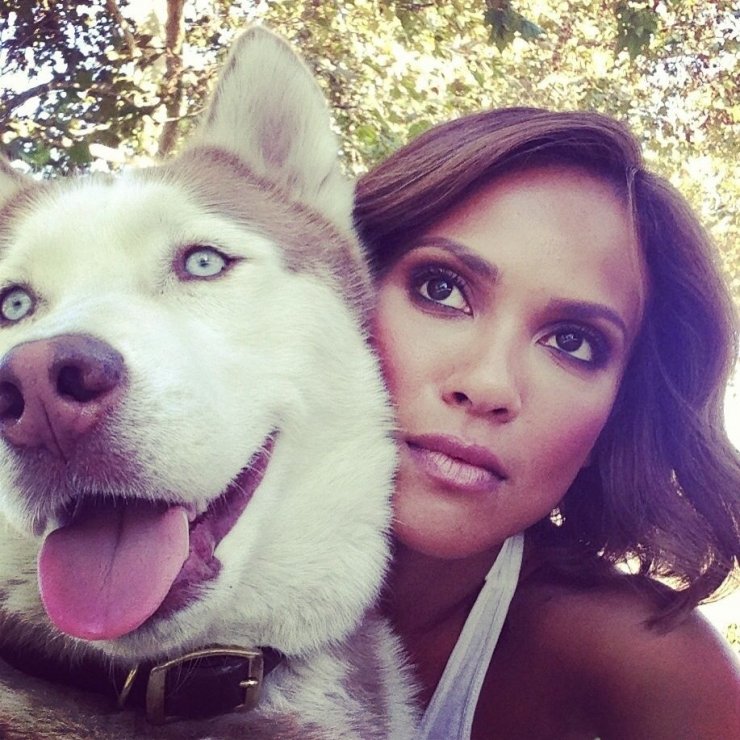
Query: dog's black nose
[[0, 334, 125, 456]]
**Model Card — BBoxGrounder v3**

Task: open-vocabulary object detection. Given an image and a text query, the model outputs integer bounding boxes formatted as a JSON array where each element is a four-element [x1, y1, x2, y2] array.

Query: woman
[[354, 109, 740, 738]]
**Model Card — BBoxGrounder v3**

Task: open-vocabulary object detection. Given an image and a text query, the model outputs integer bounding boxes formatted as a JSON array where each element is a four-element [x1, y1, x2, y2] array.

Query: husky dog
[[0, 28, 416, 738]]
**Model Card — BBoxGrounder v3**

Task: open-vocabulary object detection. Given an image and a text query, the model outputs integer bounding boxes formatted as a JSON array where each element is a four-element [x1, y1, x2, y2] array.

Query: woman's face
[[373, 166, 646, 559]]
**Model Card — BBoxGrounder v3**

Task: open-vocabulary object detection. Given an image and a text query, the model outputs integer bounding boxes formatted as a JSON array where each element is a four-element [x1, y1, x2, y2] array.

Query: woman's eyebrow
[[545, 298, 629, 338], [410, 236, 499, 282], [409, 238, 631, 338]]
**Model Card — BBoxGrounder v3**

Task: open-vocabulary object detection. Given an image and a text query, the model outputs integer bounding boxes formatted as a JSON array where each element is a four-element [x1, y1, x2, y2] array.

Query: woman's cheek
[[539, 392, 616, 479], [372, 324, 407, 402], [373, 296, 435, 403]]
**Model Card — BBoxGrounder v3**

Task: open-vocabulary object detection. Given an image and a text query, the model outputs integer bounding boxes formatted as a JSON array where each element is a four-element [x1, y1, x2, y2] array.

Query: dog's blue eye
[[0, 287, 34, 323], [183, 247, 228, 279]]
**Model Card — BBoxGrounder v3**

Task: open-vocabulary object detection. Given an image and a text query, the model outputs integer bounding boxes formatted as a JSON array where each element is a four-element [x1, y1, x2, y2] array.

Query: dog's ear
[[0, 153, 30, 207], [188, 26, 353, 230]]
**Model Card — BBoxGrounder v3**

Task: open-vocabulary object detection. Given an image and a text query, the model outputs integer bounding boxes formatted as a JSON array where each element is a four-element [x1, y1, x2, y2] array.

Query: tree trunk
[[157, 0, 186, 157]]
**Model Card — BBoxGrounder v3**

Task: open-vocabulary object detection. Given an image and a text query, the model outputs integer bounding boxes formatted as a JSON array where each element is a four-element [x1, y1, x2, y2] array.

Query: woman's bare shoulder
[[511, 575, 740, 738]]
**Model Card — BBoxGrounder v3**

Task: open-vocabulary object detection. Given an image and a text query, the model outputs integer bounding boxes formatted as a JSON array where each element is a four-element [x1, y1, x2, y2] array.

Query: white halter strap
[[416, 533, 524, 740]]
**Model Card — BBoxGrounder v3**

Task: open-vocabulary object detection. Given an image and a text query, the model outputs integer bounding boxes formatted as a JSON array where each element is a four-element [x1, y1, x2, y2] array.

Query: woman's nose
[[441, 342, 523, 421]]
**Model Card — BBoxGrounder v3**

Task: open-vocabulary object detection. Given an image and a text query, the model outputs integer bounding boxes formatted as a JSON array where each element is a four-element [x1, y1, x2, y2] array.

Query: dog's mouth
[[36, 434, 276, 642]]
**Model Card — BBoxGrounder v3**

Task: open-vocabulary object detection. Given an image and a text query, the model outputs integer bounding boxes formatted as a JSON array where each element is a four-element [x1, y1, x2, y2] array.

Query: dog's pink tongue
[[38, 503, 189, 641]]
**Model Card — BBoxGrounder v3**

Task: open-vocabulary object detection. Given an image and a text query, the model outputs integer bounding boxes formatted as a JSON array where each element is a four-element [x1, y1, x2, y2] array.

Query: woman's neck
[[382, 540, 504, 636], [381, 540, 505, 706]]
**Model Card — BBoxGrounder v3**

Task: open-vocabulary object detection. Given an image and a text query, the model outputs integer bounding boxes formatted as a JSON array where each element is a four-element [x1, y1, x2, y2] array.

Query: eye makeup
[[538, 323, 612, 369], [394, 242, 626, 373], [408, 263, 472, 315]]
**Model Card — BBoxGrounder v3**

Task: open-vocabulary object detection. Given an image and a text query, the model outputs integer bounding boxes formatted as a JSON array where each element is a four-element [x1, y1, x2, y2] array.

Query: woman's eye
[[182, 247, 229, 279], [541, 327, 606, 366], [0, 287, 34, 323], [412, 268, 470, 313]]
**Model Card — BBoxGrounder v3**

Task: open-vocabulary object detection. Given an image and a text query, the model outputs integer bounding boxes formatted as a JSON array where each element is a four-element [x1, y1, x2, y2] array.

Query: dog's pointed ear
[[0, 153, 30, 207], [188, 27, 353, 230]]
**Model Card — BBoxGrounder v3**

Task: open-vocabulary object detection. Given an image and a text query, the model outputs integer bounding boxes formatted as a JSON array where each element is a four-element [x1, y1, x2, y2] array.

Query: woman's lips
[[405, 434, 507, 494]]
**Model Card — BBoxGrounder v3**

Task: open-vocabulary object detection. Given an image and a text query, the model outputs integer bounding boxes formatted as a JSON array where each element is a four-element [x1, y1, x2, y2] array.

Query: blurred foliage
[[727, 622, 739, 652], [0, 0, 738, 300]]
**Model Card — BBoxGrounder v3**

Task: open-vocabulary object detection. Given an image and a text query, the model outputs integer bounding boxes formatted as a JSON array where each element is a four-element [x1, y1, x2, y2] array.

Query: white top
[[416, 534, 525, 740]]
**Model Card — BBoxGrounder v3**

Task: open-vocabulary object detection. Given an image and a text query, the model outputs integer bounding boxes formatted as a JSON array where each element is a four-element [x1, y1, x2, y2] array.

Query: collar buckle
[[143, 646, 264, 724]]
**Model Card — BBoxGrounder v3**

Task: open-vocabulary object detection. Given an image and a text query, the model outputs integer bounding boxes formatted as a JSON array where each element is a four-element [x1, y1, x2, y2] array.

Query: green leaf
[[355, 123, 378, 146], [484, 7, 513, 52], [484, 3, 542, 52], [20, 143, 52, 167], [408, 119, 433, 140], [615, 2, 660, 60], [519, 19, 543, 41], [68, 141, 92, 166]]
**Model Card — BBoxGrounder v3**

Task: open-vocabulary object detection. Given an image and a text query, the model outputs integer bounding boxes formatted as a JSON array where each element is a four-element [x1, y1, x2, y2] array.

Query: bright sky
[[701, 357, 739, 646], [724, 359, 740, 448]]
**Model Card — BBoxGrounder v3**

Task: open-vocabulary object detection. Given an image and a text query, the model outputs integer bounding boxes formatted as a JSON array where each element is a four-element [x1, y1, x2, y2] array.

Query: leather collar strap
[[0, 641, 284, 724]]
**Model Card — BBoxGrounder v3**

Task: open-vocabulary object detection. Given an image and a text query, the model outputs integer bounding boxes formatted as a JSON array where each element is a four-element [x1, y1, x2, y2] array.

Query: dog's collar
[[0, 640, 284, 724]]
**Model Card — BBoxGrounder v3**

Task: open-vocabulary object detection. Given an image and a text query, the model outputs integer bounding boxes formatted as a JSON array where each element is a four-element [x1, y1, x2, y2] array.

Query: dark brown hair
[[354, 108, 739, 625]]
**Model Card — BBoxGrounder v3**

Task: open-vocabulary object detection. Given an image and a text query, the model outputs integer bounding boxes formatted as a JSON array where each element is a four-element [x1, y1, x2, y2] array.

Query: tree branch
[[0, 79, 69, 122], [1, 80, 159, 129], [105, 0, 138, 58]]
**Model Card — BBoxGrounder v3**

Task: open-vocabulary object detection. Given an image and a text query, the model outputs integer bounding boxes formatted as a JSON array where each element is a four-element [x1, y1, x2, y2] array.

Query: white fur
[[0, 27, 417, 737]]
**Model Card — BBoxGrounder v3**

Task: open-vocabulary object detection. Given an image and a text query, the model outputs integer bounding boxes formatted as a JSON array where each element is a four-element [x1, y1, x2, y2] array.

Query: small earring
[[549, 507, 564, 526]]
